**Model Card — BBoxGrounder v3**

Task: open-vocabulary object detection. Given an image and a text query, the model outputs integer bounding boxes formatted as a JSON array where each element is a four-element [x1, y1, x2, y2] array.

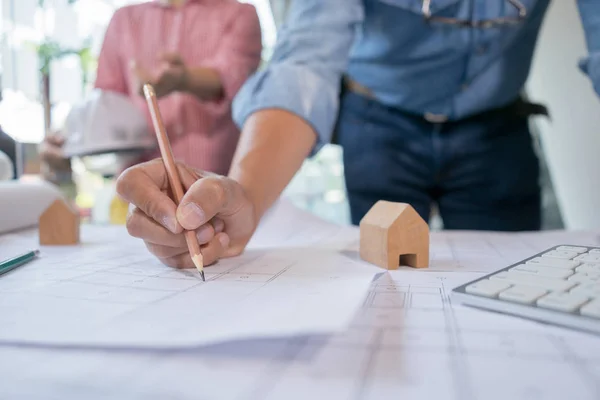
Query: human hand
[[116, 159, 257, 268], [131, 53, 187, 99], [38, 133, 72, 181], [39, 133, 67, 166]]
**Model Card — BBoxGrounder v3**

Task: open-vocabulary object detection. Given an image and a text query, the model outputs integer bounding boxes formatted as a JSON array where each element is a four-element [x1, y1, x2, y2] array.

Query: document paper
[[1, 225, 600, 400], [0, 200, 379, 348]]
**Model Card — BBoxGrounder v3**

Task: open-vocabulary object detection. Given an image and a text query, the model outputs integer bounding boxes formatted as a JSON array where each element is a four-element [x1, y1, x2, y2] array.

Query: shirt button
[[461, 83, 470, 91], [476, 45, 488, 55]]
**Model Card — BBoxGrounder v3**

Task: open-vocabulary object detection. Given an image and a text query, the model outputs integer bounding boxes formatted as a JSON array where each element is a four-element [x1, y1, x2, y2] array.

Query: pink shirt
[[94, 0, 262, 175]]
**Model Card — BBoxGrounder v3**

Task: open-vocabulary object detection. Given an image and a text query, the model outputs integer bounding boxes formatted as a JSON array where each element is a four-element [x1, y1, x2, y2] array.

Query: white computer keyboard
[[452, 245, 600, 335]]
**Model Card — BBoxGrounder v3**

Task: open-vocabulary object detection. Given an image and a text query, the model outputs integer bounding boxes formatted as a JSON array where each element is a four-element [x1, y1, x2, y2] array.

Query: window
[[1, 0, 350, 225], [1, 0, 277, 143]]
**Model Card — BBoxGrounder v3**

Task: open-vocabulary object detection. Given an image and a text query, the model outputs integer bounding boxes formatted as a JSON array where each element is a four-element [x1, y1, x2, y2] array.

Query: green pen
[[0, 250, 40, 277]]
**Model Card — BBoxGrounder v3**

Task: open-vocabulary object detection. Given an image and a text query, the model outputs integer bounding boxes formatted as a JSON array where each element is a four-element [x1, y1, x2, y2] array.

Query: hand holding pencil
[[143, 84, 205, 279], [116, 85, 257, 272]]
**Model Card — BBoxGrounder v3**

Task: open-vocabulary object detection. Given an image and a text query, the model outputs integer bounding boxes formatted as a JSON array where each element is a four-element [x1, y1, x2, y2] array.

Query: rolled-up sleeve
[[232, 0, 364, 154], [578, 0, 600, 97]]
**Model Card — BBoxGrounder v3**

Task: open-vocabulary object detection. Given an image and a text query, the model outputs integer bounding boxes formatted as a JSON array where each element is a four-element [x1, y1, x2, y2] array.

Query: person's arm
[[577, 0, 600, 95], [182, 3, 262, 102], [181, 67, 223, 101], [115, 0, 363, 267], [229, 110, 316, 221], [94, 8, 129, 94], [230, 0, 364, 220]]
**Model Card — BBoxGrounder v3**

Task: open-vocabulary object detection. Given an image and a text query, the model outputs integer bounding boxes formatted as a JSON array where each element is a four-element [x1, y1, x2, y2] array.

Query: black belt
[[341, 77, 550, 124], [444, 96, 550, 124]]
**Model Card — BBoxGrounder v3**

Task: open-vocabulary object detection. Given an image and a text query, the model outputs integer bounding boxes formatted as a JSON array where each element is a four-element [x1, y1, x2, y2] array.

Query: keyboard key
[[537, 292, 590, 312], [557, 246, 588, 253], [490, 271, 576, 292], [465, 280, 512, 297], [526, 257, 580, 270], [576, 264, 600, 274], [542, 250, 578, 260], [510, 264, 573, 279], [580, 299, 600, 318], [581, 261, 600, 267], [571, 283, 600, 298], [575, 253, 600, 263], [569, 273, 600, 284], [498, 285, 547, 304]]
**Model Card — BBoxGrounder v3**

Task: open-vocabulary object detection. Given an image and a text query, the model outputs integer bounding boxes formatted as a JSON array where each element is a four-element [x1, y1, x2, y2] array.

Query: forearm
[[182, 67, 223, 101], [228, 109, 317, 221], [226, 0, 362, 225]]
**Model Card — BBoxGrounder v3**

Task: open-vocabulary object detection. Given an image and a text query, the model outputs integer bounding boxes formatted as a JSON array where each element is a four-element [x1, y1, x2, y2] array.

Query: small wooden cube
[[359, 200, 429, 269], [39, 199, 80, 245]]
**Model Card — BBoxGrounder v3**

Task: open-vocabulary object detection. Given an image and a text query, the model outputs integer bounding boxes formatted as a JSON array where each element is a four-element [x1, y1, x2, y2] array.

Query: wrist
[[234, 175, 264, 226]]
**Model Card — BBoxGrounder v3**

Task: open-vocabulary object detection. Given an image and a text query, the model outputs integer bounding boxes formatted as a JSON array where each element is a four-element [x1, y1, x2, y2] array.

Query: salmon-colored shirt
[[94, 0, 262, 175]]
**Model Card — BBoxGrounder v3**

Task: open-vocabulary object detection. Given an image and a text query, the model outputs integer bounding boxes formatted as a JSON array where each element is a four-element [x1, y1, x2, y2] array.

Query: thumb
[[176, 177, 236, 231]]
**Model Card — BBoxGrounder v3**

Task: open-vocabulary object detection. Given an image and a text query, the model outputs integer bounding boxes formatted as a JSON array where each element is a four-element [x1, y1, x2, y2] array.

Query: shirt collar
[[152, 0, 201, 7]]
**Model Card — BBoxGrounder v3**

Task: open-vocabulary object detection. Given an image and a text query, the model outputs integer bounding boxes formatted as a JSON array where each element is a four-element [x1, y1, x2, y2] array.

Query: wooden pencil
[[143, 84, 205, 281]]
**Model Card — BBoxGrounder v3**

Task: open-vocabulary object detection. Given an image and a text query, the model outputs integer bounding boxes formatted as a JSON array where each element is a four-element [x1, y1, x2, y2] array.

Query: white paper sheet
[[2, 263, 600, 400], [427, 229, 600, 273], [2, 202, 600, 399], [0, 199, 379, 348]]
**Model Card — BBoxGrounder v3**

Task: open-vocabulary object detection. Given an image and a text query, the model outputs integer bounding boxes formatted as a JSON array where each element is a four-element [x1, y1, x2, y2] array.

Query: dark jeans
[[336, 92, 541, 231]]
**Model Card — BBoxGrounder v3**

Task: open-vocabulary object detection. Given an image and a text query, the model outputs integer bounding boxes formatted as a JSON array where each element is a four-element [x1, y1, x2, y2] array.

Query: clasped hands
[[131, 53, 188, 99]]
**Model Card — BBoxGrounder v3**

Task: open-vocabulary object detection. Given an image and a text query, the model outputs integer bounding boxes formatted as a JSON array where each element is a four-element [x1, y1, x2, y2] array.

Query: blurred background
[[0, 0, 597, 230]]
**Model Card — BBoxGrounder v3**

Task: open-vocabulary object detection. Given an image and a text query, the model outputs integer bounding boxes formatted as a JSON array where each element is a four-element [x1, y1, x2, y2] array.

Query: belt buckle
[[424, 112, 449, 123], [345, 77, 375, 99]]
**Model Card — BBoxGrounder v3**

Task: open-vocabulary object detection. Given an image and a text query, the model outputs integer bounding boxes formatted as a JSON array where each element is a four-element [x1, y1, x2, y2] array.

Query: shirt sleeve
[[94, 8, 128, 94], [577, 0, 600, 97], [200, 3, 263, 112], [231, 0, 364, 154]]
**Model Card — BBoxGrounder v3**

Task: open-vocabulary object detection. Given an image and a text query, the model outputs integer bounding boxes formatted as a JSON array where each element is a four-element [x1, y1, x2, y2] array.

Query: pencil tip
[[191, 254, 205, 281], [200, 270, 206, 282]]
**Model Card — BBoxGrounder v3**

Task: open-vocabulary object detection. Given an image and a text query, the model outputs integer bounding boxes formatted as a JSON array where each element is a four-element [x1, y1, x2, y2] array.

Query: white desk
[[1, 206, 600, 399]]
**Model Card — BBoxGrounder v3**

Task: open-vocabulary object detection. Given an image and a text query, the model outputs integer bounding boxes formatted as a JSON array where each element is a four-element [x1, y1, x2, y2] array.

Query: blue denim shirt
[[232, 0, 600, 153]]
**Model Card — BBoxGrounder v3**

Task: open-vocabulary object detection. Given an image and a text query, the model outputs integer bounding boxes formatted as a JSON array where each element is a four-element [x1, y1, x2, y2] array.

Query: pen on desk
[[143, 83, 205, 281], [0, 250, 40, 277]]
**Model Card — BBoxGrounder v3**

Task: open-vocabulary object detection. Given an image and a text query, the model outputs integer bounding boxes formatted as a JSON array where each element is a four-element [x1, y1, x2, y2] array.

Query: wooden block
[[39, 199, 80, 245], [359, 200, 429, 269]]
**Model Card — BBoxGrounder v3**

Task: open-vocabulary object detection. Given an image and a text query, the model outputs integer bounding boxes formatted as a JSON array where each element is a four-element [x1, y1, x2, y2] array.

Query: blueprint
[[0, 200, 379, 348], [1, 200, 600, 399]]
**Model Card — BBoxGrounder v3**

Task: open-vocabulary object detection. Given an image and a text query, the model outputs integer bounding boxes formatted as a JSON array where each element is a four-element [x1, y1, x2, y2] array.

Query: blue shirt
[[232, 0, 600, 153]]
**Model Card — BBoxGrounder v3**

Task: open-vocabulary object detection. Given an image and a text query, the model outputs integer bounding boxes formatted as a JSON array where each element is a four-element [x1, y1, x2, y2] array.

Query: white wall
[[526, 0, 600, 230]]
